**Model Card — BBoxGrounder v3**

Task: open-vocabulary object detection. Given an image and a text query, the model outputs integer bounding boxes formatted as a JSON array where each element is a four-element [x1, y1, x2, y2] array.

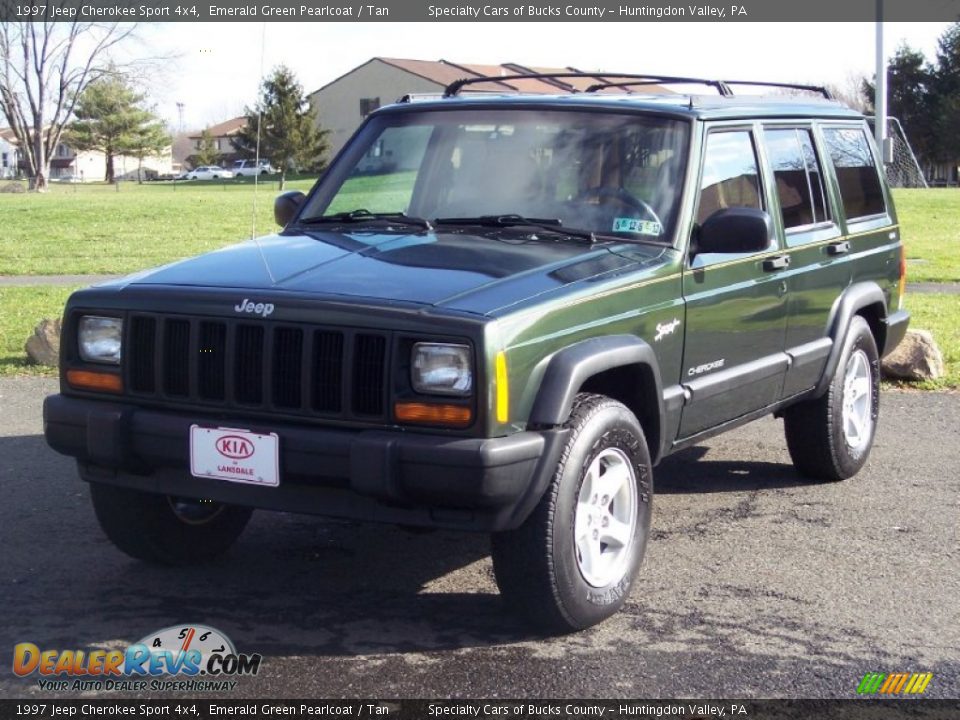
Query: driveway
[[1, 379, 957, 698]]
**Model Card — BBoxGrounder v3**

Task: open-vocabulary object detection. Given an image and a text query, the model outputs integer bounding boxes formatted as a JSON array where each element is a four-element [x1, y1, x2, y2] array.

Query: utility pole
[[176, 102, 185, 133], [875, 3, 891, 163]]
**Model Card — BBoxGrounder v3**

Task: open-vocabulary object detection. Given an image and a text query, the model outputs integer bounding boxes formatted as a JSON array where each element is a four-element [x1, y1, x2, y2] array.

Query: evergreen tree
[[193, 129, 221, 167], [862, 44, 936, 161], [125, 121, 172, 183], [861, 23, 960, 167], [66, 75, 161, 183], [232, 65, 329, 190], [931, 23, 960, 165]]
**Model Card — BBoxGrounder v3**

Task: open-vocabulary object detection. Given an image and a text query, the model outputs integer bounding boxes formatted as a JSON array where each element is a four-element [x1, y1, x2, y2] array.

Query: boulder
[[24, 318, 62, 367], [881, 329, 945, 381]]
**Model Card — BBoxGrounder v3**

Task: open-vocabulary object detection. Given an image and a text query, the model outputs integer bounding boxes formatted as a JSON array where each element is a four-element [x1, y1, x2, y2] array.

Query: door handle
[[762, 255, 790, 271], [827, 241, 851, 255]]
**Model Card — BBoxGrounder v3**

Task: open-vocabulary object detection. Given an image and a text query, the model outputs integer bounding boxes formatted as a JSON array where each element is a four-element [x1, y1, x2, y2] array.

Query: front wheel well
[[578, 364, 661, 463]]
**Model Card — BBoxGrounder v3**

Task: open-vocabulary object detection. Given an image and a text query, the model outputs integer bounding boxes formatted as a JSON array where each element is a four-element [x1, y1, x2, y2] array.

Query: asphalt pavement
[[0, 378, 957, 699]]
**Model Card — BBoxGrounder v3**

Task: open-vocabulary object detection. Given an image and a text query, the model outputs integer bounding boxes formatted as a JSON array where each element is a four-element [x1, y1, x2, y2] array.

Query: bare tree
[[0, 19, 137, 190]]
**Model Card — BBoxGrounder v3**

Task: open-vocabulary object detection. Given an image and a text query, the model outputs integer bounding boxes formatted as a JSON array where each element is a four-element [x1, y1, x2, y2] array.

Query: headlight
[[411, 343, 472, 395], [78, 316, 122, 364]]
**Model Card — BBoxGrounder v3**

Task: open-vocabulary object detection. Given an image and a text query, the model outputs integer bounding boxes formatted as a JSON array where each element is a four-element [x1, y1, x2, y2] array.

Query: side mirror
[[695, 207, 772, 255], [274, 191, 306, 227]]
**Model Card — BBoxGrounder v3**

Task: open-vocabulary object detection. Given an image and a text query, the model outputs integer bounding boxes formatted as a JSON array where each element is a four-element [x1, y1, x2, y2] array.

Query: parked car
[[232, 159, 276, 176], [44, 72, 909, 633], [186, 166, 233, 180]]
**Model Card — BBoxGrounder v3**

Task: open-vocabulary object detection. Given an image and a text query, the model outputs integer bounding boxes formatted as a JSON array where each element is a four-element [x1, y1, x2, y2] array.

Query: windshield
[[300, 109, 690, 243]]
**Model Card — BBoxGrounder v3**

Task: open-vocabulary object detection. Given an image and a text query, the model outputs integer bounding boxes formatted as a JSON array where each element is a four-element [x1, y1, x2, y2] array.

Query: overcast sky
[[134, 22, 952, 129]]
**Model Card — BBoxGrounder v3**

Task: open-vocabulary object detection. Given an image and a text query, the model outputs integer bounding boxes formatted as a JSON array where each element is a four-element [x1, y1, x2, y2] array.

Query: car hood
[[109, 229, 672, 316]]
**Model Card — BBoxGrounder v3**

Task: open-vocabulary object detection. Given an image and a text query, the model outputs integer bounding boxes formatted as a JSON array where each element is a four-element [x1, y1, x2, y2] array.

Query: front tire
[[783, 315, 880, 481], [90, 483, 252, 565], [491, 393, 652, 633]]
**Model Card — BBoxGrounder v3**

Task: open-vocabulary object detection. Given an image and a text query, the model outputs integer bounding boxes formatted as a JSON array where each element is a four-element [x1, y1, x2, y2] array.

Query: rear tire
[[491, 393, 652, 633], [90, 483, 252, 565], [783, 315, 880, 481]]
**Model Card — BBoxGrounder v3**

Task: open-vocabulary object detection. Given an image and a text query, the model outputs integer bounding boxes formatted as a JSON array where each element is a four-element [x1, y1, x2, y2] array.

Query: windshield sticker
[[613, 218, 662, 236]]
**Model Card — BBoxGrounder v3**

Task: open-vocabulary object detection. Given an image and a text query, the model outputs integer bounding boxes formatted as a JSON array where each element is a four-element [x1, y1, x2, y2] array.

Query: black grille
[[129, 317, 156, 392], [198, 322, 226, 400], [126, 315, 387, 420], [234, 325, 265, 404], [353, 334, 387, 416], [163, 319, 190, 397], [272, 327, 303, 409], [313, 331, 343, 413]]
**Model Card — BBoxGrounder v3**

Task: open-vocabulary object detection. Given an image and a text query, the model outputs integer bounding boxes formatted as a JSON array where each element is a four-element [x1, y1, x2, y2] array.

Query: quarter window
[[823, 128, 886, 220], [764, 128, 830, 230], [697, 131, 762, 225]]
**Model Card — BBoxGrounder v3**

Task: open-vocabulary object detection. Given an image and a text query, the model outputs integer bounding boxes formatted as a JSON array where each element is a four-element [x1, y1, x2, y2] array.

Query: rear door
[[760, 124, 850, 397], [679, 124, 789, 438]]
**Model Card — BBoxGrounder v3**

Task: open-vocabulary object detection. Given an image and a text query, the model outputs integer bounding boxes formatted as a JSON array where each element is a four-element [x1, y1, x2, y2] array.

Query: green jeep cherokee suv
[[44, 73, 909, 632]]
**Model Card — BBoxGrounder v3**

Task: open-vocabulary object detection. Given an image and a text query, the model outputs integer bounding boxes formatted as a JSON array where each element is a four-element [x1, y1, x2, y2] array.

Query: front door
[[679, 126, 789, 438]]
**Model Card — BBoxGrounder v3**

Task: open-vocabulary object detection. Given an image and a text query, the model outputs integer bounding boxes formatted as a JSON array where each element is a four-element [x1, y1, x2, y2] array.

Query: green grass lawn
[[898, 293, 960, 390], [0, 179, 316, 275], [894, 189, 960, 284]]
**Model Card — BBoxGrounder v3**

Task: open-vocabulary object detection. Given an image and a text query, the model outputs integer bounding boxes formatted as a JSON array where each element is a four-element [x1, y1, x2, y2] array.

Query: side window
[[697, 130, 762, 225], [823, 127, 886, 220], [764, 128, 830, 230]]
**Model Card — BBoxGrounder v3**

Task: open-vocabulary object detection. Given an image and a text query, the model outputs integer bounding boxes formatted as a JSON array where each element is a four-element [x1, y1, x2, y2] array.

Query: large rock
[[881, 329, 945, 381], [24, 318, 62, 367]]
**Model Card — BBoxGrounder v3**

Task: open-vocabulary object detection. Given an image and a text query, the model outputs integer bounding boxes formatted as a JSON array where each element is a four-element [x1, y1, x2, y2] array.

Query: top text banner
[[1, 0, 958, 21]]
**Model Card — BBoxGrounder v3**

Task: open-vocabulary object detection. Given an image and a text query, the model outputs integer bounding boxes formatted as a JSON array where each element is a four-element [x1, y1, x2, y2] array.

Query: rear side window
[[823, 128, 886, 220], [697, 130, 762, 225], [764, 128, 830, 230]]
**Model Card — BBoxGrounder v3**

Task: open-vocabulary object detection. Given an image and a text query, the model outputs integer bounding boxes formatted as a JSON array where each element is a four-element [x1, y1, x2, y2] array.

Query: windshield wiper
[[299, 209, 433, 231], [434, 214, 596, 243]]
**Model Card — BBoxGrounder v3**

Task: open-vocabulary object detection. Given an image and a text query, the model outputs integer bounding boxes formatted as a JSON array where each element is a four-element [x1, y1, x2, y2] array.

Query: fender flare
[[814, 281, 887, 397], [528, 334, 664, 436]]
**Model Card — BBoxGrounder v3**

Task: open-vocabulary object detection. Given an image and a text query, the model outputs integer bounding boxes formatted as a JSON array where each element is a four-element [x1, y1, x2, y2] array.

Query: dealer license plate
[[189, 425, 280, 487]]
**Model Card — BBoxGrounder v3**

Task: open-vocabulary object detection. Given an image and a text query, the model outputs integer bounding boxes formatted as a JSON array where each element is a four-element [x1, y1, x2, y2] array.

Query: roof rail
[[721, 79, 834, 99], [584, 75, 733, 95], [397, 92, 446, 103], [444, 72, 592, 97], [442, 71, 834, 101]]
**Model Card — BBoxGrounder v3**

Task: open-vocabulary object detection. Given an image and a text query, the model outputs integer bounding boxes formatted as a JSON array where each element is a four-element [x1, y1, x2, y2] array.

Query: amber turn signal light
[[395, 401, 472, 427], [66, 369, 123, 394]]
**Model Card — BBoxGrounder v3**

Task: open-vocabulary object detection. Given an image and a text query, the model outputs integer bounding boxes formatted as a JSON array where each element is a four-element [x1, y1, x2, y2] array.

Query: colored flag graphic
[[857, 672, 933, 694]]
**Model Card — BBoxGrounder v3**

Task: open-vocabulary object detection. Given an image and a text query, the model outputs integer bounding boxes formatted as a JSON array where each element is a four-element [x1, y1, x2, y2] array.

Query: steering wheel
[[577, 187, 664, 231]]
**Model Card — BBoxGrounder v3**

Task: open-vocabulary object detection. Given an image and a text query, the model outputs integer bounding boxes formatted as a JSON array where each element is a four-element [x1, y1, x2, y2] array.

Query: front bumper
[[43, 394, 567, 531]]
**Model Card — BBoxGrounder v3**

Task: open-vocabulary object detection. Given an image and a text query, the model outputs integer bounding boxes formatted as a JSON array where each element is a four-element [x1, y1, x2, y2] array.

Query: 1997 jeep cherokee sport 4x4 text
[[44, 73, 909, 632]]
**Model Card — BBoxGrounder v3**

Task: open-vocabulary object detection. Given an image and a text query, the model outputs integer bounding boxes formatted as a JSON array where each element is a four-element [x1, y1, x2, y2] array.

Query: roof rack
[[583, 75, 733, 95], [443, 72, 834, 100], [721, 79, 834, 100], [444, 72, 586, 97]]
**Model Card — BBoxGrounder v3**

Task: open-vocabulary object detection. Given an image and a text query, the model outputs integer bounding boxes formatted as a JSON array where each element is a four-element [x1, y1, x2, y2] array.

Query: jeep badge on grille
[[234, 299, 275, 317]]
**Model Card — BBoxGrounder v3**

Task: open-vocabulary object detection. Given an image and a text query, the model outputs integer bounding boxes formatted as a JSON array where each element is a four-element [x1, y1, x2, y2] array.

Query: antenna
[[250, 22, 275, 285]]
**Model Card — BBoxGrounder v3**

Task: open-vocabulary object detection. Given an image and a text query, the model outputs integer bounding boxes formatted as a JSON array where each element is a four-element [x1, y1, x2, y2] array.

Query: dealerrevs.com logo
[[13, 624, 261, 692]]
